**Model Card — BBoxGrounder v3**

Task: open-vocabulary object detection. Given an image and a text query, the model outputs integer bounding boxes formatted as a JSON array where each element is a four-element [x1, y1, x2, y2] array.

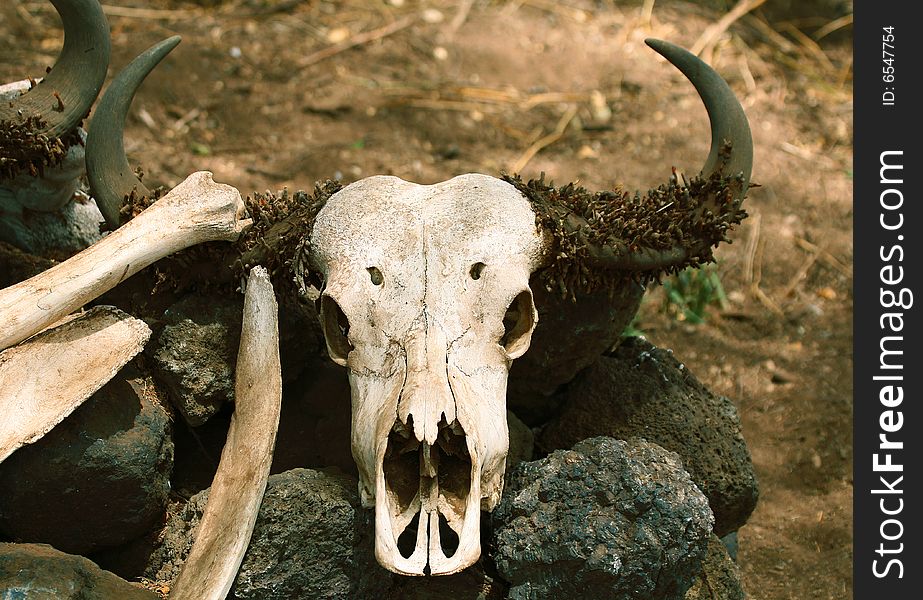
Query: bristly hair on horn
[[511, 38, 753, 300], [0, 0, 111, 181]]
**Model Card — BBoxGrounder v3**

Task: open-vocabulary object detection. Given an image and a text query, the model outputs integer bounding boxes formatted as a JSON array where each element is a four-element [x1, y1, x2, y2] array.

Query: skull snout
[[379, 416, 477, 575], [396, 314, 457, 445]]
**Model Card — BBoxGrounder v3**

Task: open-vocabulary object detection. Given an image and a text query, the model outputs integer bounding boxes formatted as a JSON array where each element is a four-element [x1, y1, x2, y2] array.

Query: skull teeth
[[377, 417, 479, 575]]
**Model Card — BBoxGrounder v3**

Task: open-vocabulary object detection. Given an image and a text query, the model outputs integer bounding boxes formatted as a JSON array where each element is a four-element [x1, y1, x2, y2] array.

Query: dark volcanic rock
[[149, 293, 243, 426], [684, 535, 745, 600], [0, 543, 158, 600], [507, 280, 645, 425], [269, 360, 356, 477], [492, 437, 713, 600], [0, 240, 55, 287], [539, 337, 759, 536], [149, 292, 326, 427], [506, 409, 534, 472], [0, 364, 173, 555], [146, 468, 391, 599]]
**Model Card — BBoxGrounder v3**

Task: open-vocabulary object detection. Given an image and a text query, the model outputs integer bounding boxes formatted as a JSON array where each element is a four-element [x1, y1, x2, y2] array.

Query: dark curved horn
[[579, 39, 752, 273], [523, 40, 753, 284], [645, 38, 752, 191], [86, 36, 181, 229], [0, 0, 110, 137]]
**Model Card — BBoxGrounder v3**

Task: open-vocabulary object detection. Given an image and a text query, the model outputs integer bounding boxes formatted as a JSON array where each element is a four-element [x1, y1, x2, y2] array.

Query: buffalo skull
[[306, 174, 544, 573]]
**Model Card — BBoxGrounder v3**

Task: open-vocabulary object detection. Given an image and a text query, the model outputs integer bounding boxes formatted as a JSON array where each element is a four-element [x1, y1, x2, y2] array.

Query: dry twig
[[777, 22, 835, 70], [448, 0, 476, 36], [794, 237, 852, 278], [510, 104, 578, 173], [781, 247, 821, 298], [522, 0, 590, 23], [813, 13, 853, 41], [691, 0, 769, 58], [100, 4, 200, 20], [640, 0, 656, 27], [298, 16, 415, 68], [743, 213, 784, 316]]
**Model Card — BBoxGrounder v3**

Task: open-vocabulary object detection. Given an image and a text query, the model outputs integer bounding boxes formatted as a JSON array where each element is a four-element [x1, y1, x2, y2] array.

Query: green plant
[[622, 311, 645, 338], [661, 264, 729, 324]]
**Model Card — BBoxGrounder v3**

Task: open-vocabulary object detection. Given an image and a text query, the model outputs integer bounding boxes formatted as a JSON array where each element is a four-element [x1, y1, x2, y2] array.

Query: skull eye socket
[[367, 267, 384, 286], [500, 290, 536, 358], [320, 295, 354, 365], [469, 262, 486, 280]]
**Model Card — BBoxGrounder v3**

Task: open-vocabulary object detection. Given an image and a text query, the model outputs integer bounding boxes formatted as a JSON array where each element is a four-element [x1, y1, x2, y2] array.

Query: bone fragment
[[0, 305, 150, 464], [0, 172, 249, 352], [169, 266, 281, 600]]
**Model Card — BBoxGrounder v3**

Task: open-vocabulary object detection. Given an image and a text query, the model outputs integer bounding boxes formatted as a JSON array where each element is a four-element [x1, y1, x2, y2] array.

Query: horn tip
[[644, 38, 683, 59]]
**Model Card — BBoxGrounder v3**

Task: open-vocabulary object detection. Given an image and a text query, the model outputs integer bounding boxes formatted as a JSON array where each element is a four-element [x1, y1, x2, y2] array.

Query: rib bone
[[0, 305, 150, 464], [169, 266, 282, 600], [0, 171, 249, 351]]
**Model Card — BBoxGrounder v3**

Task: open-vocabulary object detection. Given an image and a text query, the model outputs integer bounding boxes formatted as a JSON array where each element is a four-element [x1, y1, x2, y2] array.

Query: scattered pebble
[[326, 27, 350, 44], [422, 9, 445, 23], [590, 90, 611, 122], [577, 145, 598, 159], [433, 46, 448, 60]]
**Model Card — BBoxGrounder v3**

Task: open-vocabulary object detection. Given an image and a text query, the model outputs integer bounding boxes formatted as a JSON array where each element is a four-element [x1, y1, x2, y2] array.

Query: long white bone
[[0, 171, 249, 351], [0, 305, 150, 464], [169, 266, 282, 600]]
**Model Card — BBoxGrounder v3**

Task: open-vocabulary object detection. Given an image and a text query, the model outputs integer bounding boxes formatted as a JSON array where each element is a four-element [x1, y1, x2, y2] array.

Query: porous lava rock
[[539, 337, 758, 535], [385, 560, 506, 599], [146, 468, 391, 599], [0, 543, 158, 600], [149, 291, 325, 427], [149, 293, 243, 426], [491, 437, 713, 600], [684, 535, 745, 600], [0, 364, 173, 555]]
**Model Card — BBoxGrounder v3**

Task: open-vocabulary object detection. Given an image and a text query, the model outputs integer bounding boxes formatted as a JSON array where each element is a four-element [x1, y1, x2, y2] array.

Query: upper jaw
[[372, 416, 486, 576]]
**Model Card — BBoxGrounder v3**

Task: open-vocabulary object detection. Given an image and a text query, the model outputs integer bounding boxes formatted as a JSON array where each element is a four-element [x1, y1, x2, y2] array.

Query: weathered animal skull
[[307, 174, 545, 575]]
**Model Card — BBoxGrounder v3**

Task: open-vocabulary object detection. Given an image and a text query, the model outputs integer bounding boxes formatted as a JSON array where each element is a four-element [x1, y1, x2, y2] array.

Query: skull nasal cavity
[[367, 267, 384, 285], [501, 291, 535, 357], [469, 262, 486, 280], [321, 295, 354, 363]]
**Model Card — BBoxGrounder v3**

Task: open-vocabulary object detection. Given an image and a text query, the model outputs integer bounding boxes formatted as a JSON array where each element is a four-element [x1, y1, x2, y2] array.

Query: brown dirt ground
[[1, 0, 853, 598]]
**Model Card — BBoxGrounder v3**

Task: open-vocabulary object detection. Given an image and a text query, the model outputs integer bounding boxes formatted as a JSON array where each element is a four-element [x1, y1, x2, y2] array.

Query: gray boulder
[[0, 543, 158, 600], [539, 337, 759, 536], [684, 535, 745, 600], [146, 468, 392, 599], [149, 292, 326, 427], [149, 293, 243, 426], [492, 437, 713, 600], [0, 364, 173, 555]]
